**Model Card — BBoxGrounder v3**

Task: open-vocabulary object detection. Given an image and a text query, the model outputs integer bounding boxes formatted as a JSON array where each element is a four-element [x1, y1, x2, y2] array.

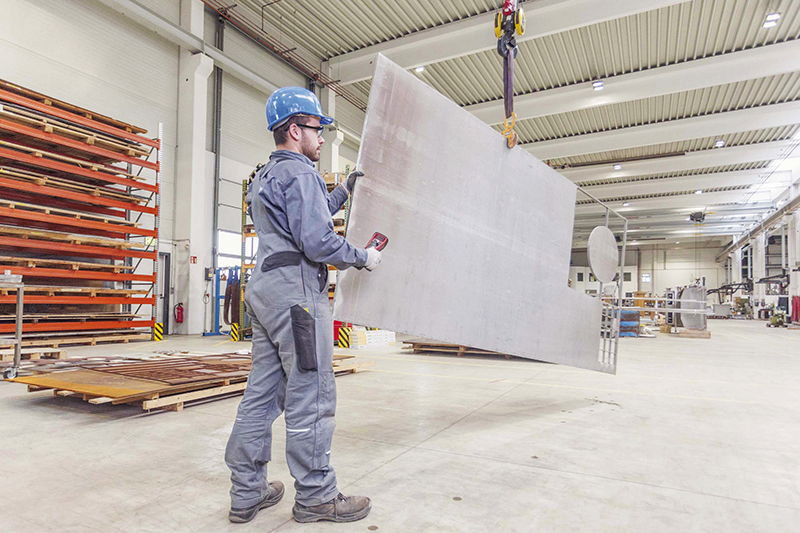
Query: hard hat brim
[[268, 113, 334, 131]]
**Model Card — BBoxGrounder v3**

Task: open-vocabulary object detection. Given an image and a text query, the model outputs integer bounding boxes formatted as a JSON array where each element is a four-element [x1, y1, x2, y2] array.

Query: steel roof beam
[[559, 140, 798, 181], [327, 0, 683, 85], [527, 101, 800, 160], [576, 170, 792, 198], [467, 40, 800, 125]]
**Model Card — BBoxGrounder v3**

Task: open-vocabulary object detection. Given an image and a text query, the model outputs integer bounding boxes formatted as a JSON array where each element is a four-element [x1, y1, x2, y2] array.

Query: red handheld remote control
[[366, 232, 389, 251]]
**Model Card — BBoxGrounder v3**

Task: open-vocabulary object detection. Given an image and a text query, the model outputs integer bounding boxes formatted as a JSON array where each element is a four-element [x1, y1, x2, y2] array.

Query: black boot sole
[[292, 502, 372, 523], [229, 485, 286, 524]]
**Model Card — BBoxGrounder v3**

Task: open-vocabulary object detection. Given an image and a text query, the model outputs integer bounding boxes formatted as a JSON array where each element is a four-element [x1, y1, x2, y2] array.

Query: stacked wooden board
[[8, 350, 374, 411], [404, 340, 513, 359], [0, 78, 160, 351]]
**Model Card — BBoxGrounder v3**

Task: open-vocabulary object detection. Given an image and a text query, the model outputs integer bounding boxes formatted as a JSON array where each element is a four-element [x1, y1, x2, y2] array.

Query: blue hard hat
[[266, 86, 333, 131]]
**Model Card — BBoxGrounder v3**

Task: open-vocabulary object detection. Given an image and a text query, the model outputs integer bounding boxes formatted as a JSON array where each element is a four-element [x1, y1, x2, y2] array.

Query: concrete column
[[320, 128, 344, 175], [753, 234, 767, 304], [732, 248, 742, 286], [174, 0, 213, 334], [790, 213, 800, 298], [318, 63, 342, 175]]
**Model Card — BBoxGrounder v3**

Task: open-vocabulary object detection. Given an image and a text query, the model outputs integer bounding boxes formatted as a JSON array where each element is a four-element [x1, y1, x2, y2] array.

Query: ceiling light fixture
[[592, 80, 604, 91], [613, 164, 622, 170], [764, 12, 781, 28], [622, 202, 630, 207], [695, 189, 703, 194], [715, 139, 725, 148], [414, 66, 425, 73]]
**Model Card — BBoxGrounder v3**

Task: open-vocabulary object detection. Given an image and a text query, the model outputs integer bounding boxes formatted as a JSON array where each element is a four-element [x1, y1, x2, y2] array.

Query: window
[[589, 273, 596, 282], [623, 272, 632, 282], [218, 230, 240, 255], [217, 230, 243, 266], [577, 272, 584, 282], [641, 273, 651, 283], [218, 255, 241, 268]]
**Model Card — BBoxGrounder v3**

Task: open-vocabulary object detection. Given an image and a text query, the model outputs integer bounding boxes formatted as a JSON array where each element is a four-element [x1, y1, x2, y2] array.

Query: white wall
[[638, 247, 726, 295], [570, 266, 638, 296]]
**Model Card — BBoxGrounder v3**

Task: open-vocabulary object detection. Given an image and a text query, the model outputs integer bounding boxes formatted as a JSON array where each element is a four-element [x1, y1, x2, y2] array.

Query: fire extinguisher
[[174, 303, 184, 324]]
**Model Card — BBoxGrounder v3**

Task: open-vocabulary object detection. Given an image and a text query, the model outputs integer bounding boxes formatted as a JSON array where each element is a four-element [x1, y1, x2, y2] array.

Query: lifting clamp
[[494, 0, 525, 148]]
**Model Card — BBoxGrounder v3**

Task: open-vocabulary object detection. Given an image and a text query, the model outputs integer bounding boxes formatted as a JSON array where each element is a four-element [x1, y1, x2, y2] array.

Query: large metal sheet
[[334, 55, 611, 374]]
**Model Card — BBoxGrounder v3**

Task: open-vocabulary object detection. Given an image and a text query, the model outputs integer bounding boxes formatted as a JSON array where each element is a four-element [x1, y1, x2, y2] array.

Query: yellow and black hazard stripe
[[154, 322, 164, 341], [231, 323, 239, 342], [338, 326, 352, 348]]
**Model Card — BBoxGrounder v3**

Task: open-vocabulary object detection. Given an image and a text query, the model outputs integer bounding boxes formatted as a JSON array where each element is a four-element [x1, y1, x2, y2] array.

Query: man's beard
[[301, 137, 320, 162]]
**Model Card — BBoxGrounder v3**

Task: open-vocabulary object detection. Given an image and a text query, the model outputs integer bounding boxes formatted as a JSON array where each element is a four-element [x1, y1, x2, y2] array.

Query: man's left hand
[[249, 162, 265, 183], [345, 170, 363, 194]]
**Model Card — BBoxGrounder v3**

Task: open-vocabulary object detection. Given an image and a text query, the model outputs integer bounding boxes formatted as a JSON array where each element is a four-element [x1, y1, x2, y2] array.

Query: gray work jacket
[[246, 150, 367, 309]]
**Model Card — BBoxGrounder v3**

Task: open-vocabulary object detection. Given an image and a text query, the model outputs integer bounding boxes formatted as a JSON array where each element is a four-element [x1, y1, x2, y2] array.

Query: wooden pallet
[[333, 353, 375, 374], [0, 224, 140, 249], [12, 350, 373, 412], [0, 104, 151, 159], [677, 329, 711, 339], [0, 312, 142, 321], [0, 78, 149, 135], [0, 331, 150, 350], [404, 341, 513, 359], [0, 166, 149, 206], [0, 347, 66, 361]]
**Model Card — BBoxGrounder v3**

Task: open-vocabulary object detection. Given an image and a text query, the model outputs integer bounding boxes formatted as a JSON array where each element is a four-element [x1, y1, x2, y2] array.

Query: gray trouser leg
[[225, 316, 288, 508], [226, 288, 338, 508], [283, 290, 338, 506]]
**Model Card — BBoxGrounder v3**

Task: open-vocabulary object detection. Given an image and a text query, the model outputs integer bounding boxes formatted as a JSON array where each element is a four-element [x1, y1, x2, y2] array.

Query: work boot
[[292, 493, 372, 523], [228, 481, 285, 523]]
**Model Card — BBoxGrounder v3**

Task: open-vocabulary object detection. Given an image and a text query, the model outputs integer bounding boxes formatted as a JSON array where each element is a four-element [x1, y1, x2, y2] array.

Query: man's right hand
[[364, 248, 382, 271]]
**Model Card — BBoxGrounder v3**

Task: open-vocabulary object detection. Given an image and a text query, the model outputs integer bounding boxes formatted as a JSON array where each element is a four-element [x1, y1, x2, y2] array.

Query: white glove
[[364, 247, 382, 271]]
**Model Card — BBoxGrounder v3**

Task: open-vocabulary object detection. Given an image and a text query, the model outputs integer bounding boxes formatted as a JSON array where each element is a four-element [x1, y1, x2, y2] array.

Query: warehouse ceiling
[[232, 0, 800, 250]]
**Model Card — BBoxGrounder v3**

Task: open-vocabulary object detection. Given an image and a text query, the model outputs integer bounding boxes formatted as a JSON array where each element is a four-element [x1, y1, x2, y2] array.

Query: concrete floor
[[1, 320, 799, 532]]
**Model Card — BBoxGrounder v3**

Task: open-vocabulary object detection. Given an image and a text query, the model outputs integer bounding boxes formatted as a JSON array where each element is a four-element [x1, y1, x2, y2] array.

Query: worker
[[225, 86, 381, 524]]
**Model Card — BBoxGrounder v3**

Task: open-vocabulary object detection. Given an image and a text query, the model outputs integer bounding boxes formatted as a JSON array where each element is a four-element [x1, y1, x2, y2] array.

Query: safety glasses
[[293, 123, 325, 138]]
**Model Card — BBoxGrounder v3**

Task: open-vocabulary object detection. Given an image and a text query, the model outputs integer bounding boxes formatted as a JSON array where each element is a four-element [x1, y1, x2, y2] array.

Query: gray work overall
[[225, 150, 368, 508]]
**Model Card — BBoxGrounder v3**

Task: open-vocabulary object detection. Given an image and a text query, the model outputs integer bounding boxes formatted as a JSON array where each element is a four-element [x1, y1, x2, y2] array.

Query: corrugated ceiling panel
[[575, 161, 771, 187], [237, 0, 498, 59], [575, 184, 752, 205], [546, 125, 800, 167], [509, 72, 800, 143], [423, 0, 800, 106]]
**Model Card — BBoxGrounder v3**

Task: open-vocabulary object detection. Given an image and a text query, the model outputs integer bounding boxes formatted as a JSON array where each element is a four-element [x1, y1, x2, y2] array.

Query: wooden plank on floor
[[141, 382, 248, 410]]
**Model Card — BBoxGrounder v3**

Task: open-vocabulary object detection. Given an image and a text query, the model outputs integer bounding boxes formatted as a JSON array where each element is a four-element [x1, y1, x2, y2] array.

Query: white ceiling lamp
[[414, 66, 425, 73], [613, 164, 622, 170], [685, 217, 691, 221], [676, 241, 680, 244], [695, 189, 703, 194], [622, 201, 630, 207], [763, 12, 781, 28], [715, 139, 726, 148], [592, 80, 604, 91]]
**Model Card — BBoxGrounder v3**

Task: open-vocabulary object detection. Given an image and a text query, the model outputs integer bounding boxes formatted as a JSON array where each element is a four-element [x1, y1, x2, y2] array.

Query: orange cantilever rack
[[0, 79, 161, 345]]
